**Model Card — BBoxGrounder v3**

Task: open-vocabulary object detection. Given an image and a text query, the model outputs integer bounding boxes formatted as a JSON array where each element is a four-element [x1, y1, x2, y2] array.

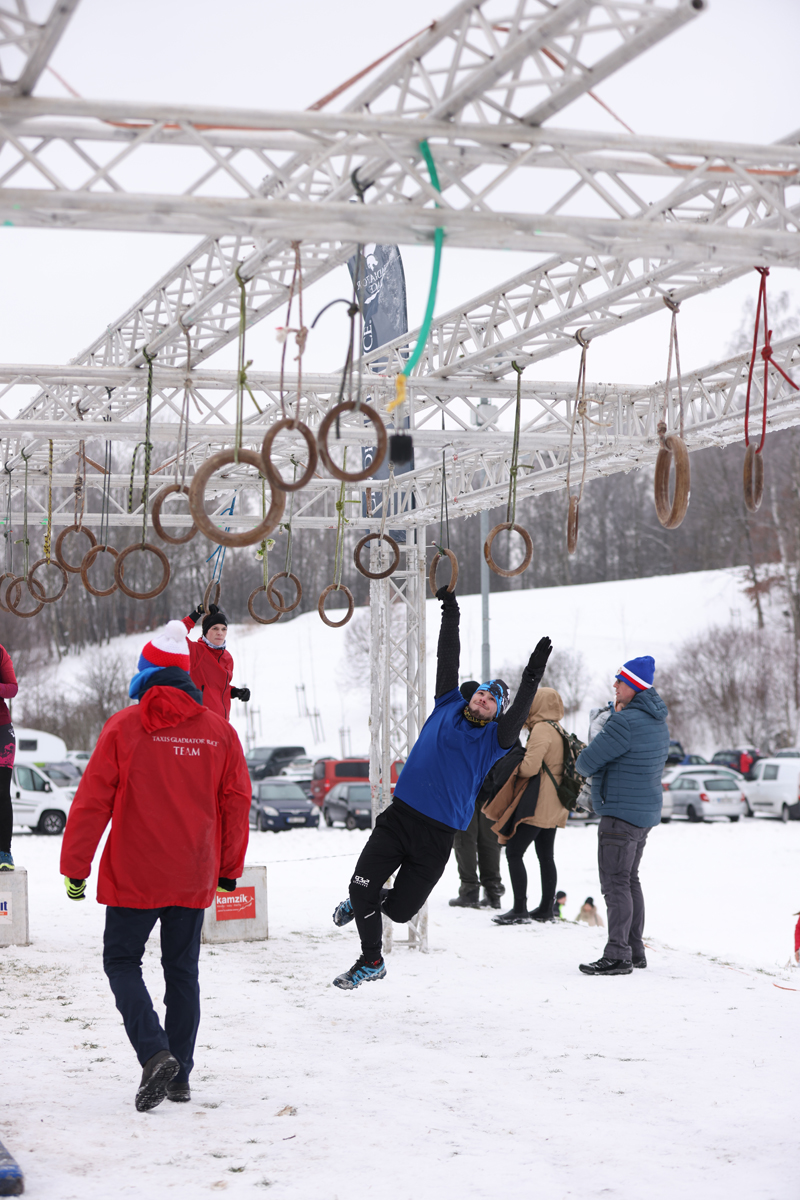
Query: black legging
[[0, 767, 13, 854], [504, 825, 557, 913]]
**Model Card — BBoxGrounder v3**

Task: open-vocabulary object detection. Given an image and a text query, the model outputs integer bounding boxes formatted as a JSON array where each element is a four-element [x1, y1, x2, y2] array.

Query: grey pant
[[597, 815, 649, 961], [454, 798, 504, 897]]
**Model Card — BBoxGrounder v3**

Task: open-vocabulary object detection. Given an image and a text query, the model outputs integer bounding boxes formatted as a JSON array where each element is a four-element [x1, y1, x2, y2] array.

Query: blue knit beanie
[[476, 679, 510, 719], [615, 656, 655, 691]]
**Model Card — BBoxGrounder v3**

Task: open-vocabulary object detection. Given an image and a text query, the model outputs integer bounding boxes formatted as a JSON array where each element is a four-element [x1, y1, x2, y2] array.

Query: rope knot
[[657, 419, 668, 449], [662, 296, 680, 314], [574, 328, 590, 349]]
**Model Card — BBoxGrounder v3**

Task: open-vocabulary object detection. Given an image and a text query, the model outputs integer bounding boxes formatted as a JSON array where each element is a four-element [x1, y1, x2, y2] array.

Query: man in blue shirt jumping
[[331, 584, 552, 990]]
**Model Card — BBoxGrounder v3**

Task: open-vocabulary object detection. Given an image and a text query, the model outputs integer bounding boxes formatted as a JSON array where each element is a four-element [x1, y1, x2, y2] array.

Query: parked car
[[710, 748, 762, 779], [741, 758, 800, 822], [310, 757, 403, 807], [38, 761, 83, 787], [666, 739, 686, 765], [323, 782, 373, 830], [249, 779, 320, 832], [65, 750, 92, 774], [12, 764, 76, 834], [666, 772, 746, 822], [245, 745, 306, 782], [662, 763, 742, 788], [278, 756, 315, 797]]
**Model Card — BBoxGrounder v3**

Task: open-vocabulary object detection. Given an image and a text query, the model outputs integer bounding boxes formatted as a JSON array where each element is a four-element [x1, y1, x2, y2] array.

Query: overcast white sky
[[2, 0, 800, 392]]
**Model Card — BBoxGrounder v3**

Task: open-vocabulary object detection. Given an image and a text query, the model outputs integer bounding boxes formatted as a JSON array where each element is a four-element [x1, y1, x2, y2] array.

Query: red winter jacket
[[182, 615, 234, 720], [60, 685, 252, 909], [0, 644, 18, 725]]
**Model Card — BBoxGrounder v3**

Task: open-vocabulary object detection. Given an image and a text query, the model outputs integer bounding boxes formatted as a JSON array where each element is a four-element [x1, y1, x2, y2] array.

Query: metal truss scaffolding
[[2, 0, 800, 949]]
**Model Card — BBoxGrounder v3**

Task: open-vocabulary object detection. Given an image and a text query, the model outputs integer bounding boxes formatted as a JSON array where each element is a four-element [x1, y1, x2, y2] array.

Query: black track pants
[[505, 824, 557, 913], [348, 802, 454, 960], [0, 725, 16, 853]]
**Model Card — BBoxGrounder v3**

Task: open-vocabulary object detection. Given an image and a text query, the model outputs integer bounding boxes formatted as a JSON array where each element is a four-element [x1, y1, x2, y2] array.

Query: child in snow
[[330, 584, 552, 990], [60, 621, 251, 1112], [576, 896, 604, 927], [183, 602, 250, 720], [553, 890, 567, 919]]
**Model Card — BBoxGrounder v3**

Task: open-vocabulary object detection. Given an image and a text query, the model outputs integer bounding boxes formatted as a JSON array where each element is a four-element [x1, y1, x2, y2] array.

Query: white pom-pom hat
[[138, 619, 191, 672]]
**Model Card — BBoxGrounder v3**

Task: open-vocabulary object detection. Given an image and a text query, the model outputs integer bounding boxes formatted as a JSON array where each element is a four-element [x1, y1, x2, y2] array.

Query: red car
[[309, 757, 403, 807]]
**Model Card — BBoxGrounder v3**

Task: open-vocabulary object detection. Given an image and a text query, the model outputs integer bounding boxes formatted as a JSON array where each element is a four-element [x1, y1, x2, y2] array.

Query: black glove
[[436, 584, 458, 606], [64, 877, 86, 901], [217, 878, 236, 892], [208, 603, 219, 616], [188, 602, 204, 623], [231, 687, 250, 703], [525, 637, 553, 678]]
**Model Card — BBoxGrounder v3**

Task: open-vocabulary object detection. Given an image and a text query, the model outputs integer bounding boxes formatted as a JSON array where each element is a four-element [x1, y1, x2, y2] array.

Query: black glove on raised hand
[[208, 603, 219, 616], [217, 878, 236, 892], [188, 602, 205, 623], [525, 636, 553, 680], [231, 687, 251, 703], [436, 584, 458, 607]]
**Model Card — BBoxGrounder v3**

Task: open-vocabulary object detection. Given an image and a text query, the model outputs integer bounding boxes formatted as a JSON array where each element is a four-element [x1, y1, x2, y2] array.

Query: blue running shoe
[[332, 896, 355, 927], [0, 850, 13, 871], [333, 955, 386, 991]]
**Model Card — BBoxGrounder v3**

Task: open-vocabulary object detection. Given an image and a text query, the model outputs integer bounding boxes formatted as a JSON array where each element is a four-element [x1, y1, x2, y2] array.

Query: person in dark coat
[[574, 655, 669, 976], [449, 789, 505, 909], [182, 603, 250, 721], [60, 620, 252, 1111], [0, 644, 19, 871], [330, 584, 552, 990]]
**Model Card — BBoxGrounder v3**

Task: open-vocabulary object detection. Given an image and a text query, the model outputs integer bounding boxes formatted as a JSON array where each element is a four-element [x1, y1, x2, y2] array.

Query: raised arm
[[496, 637, 552, 749], [434, 586, 460, 699]]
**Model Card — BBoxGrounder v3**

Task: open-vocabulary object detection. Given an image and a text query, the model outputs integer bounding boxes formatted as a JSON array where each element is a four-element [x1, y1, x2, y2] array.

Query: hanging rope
[[127, 347, 155, 547], [249, 480, 282, 625], [266, 466, 302, 614], [566, 334, 589, 554], [659, 297, 684, 445], [653, 297, 691, 529], [429, 429, 459, 594], [74, 439, 86, 531], [353, 468, 401, 580], [43, 439, 53, 563], [484, 361, 534, 576], [15, 450, 31, 577], [234, 267, 263, 453], [3, 463, 12, 574]]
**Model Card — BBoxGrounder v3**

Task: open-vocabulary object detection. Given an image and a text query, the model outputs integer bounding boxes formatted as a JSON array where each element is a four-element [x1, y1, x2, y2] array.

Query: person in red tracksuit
[[182, 603, 250, 720], [60, 620, 252, 1113]]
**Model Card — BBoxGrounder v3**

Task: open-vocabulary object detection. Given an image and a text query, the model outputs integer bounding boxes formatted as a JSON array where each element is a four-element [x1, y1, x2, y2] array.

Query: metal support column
[[480, 505, 491, 681]]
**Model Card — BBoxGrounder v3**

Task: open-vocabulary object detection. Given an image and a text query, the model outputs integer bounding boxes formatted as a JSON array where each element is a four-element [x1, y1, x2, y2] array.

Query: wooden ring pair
[[266, 572, 302, 614], [248, 585, 284, 625], [318, 583, 354, 627], [484, 523, 533, 578], [6, 573, 46, 618], [654, 434, 690, 529], [743, 444, 764, 513], [429, 548, 459, 595], [317, 402, 387, 482], [353, 533, 400, 580], [80, 543, 171, 600], [188, 449, 285, 548]]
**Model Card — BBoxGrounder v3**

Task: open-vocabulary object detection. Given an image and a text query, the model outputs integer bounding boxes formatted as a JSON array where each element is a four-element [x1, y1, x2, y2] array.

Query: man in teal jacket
[[574, 656, 669, 976]]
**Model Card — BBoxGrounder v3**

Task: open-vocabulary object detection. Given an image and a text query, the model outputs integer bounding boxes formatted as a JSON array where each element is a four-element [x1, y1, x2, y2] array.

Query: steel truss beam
[[0, 1, 80, 96]]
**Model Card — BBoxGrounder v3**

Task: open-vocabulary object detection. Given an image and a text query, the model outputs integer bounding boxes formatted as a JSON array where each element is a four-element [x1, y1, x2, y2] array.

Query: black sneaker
[[449, 891, 481, 908], [579, 957, 633, 976], [333, 954, 387, 990], [632, 954, 647, 969], [492, 909, 531, 925], [166, 1079, 191, 1102], [528, 906, 553, 922], [332, 897, 355, 927], [135, 1050, 180, 1112]]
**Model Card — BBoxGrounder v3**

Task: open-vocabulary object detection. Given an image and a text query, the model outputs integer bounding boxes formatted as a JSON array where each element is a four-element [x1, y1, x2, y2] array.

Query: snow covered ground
[[1, 816, 798, 1199], [38, 565, 762, 759]]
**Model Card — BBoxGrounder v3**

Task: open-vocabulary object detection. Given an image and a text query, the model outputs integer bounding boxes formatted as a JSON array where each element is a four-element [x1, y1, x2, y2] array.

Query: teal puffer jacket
[[574, 688, 669, 828]]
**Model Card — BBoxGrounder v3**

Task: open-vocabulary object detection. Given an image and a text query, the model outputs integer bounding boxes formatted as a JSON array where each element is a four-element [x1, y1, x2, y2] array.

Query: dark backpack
[[541, 721, 587, 812]]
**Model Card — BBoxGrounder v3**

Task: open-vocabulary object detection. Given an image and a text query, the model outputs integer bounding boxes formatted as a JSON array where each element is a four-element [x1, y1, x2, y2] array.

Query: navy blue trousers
[[103, 906, 204, 1084]]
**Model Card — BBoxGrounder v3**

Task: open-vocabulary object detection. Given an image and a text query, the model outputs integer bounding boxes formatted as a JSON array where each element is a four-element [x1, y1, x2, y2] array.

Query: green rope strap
[[44, 439, 53, 563], [127, 347, 155, 546], [15, 449, 31, 575], [507, 362, 524, 531], [234, 267, 263, 451]]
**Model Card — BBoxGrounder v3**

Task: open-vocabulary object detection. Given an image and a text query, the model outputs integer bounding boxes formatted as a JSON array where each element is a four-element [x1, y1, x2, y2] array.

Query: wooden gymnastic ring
[[203, 580, 221, 613], [0, 572, 13, 613], [429, 548, 459, 595], [81, 544, 119, 598], [114, 543, 171, 600], [318, 583, 355, 627], [266, 572, 302, 614], [188, 449, 285, 548], [654, 434, 690, 529], [6, 574, 45, 618], [27, 558, 68, 604], [248, 585, 284, 625], [567, 497, 579, 556], [260, 419, 318, 493], [484, 523, 533, 578], [743, 444, 764, 514], [55, 524, 97, 573], [151, 483, 197, 545], [353, 533, 400, 580], [317, 402, 387, 482]]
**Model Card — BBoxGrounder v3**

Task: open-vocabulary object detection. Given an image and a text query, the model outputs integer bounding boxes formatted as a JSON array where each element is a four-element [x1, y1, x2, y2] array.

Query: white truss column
[[369, 531, 428, 953]]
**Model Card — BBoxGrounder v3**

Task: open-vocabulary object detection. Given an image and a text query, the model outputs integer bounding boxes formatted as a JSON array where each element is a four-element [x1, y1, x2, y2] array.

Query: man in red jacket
[[60, 620, 252, 1112], [182, 603, 250, 721]]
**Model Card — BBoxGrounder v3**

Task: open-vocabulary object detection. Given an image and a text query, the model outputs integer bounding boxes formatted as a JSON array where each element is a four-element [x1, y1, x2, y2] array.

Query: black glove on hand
[[217, 878, 236, 892], [436, 584, 458, 607], [208, 603, 219, 616], [189, 602, 204, 623], [231, 687, 251, 703], [525, 636, 553, 679]]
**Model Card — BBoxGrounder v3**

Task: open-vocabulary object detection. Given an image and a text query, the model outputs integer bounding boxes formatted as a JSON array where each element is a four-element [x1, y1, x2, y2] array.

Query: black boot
[[632, 954, 647, 969], [135, 1050, 180, 1112], [578, 957, 633, 976], [479, 890, 503, 909], [492, 908, 531, 925], [528, 905, 553, 922], [449, 888, 481, 909]]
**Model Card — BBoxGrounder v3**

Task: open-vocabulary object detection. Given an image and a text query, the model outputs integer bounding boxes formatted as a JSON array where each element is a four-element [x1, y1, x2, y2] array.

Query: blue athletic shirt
[[393, 687, 504, 831]]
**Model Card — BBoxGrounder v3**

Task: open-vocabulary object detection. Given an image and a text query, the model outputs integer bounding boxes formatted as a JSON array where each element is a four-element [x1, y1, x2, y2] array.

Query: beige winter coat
[[482, 687, 568, 842]]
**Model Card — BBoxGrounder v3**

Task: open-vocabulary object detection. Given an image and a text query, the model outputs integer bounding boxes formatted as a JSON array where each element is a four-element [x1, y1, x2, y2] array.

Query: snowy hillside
[[38, 566, 761, 757]]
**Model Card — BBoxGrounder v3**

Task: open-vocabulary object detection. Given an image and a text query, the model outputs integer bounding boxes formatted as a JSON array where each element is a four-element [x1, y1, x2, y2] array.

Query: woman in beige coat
[[482, 687, 568, 925]]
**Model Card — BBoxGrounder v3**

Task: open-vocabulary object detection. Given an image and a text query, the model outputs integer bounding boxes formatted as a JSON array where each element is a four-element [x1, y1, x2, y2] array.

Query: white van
[[742, 755, 800, 822], [12, 763, 76, 834]]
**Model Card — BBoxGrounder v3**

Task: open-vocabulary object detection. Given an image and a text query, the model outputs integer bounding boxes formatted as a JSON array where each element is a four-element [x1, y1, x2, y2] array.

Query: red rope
[[744, 267, 798, 454]]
